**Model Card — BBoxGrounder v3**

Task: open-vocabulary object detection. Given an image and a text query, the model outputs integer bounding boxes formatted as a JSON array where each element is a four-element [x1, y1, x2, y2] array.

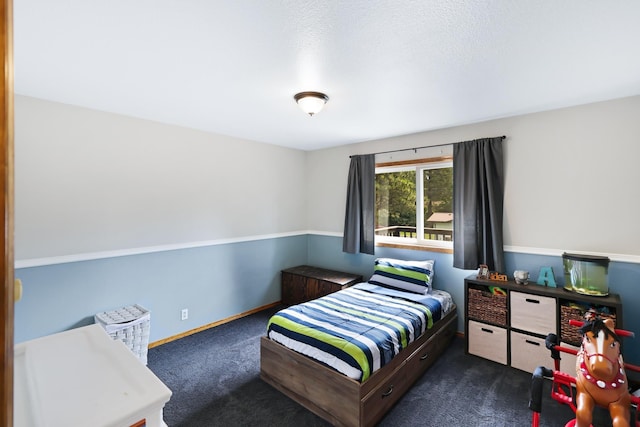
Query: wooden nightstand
[[281, 265, 363, 305]]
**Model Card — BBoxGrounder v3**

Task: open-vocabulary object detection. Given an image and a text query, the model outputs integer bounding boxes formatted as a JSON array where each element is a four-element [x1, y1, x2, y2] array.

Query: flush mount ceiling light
[[294, 91, 329, 116]]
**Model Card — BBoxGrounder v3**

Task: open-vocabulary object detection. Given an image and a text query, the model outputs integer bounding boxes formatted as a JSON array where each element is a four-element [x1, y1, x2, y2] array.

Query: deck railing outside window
[[375, 226, 453, 241]]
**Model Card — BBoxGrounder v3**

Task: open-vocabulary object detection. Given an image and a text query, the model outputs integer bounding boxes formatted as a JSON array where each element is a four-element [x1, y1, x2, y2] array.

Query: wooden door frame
[[1, 0, 14, 425]]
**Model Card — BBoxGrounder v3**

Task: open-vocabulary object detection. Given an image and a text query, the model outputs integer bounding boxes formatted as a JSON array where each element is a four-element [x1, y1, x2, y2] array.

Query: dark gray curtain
[[343, 154, 375, 255], [453, 137, 505, 272]]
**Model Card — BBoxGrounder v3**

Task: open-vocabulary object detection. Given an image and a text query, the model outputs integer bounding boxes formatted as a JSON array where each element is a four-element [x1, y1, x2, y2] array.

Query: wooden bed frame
[[260, 306, 458, 427]]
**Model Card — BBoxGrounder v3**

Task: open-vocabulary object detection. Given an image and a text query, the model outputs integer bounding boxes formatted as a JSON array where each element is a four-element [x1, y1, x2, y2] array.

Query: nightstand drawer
[[510, 291, 557, 335], [468, 320, 507, 365]]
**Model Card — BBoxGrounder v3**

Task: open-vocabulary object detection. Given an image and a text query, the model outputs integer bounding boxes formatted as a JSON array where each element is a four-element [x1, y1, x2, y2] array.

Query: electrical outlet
[[181, 308, 188, 320]]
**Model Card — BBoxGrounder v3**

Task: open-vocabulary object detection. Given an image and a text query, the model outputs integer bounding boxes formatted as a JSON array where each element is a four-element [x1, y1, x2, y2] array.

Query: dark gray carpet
[[148, 306, 619, 426]]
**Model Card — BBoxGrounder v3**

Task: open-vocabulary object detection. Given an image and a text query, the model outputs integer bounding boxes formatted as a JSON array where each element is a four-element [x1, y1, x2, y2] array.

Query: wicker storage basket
[[468, 287, 507, 327], [560, 304, 616, 346], [95, 304, 151, 365]]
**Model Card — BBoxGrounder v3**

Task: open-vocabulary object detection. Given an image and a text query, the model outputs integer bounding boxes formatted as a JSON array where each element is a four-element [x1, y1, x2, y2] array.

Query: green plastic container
[[562, 253, 609, 296]]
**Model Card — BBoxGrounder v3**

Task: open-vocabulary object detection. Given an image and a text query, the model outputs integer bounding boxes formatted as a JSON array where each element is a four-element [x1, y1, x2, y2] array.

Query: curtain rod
[[349, 135, 506, 158]]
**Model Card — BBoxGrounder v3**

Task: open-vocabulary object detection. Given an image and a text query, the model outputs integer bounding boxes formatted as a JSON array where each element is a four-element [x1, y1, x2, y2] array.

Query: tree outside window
[[375, 158, 453, 250]]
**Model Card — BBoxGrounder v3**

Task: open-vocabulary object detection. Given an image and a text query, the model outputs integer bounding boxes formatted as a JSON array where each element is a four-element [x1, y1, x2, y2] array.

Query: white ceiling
[[13, 1, 640, 151]]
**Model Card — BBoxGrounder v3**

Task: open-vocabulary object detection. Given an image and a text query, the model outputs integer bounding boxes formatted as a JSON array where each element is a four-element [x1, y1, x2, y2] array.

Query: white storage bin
[[510, 291, 557, 336], [510, 331, 550, 374], [95, 304, 151, 365], [468, 320, 507, 365]]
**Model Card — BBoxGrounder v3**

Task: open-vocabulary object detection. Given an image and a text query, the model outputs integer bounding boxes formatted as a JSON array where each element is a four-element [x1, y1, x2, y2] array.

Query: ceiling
[[13, 1, 640, 151]]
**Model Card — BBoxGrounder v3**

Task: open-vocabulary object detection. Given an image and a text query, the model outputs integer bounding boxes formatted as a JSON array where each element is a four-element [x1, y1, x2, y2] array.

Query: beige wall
[[15, 95, 308, 261], [307, 95, 640, 260], [16, 94, 640, 262]]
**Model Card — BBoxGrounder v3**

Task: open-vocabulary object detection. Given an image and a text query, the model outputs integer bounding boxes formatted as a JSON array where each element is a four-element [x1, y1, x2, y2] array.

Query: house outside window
[[375, 157, 453, 253]]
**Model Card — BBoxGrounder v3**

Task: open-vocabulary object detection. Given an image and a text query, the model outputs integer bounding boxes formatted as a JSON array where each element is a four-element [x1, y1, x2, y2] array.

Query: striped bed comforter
[[267, 283, 453, 382]]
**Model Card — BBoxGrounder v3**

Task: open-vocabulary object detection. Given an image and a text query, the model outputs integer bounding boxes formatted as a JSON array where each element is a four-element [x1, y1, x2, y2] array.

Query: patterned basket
[[95, 304, 151, 365], [560, 304, 616, 346], [468, 287, 507, 327]]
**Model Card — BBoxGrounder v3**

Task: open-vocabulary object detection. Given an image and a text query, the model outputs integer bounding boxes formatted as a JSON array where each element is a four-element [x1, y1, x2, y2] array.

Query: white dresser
[[14, 324, 172, 427]]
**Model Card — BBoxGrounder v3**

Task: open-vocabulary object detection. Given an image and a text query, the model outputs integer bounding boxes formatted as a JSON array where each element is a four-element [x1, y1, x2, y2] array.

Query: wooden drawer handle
[[525, 298, 540, 304], [525, 340, 541, 346], [382, 386, 394, 397], [420, 353, 429, 361], [481, 328, 494, 334]]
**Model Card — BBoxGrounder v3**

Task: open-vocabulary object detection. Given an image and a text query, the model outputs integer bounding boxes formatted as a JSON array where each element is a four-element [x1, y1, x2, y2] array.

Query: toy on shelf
[[514, 270, 530, 285], [488, 286, 506, 296], [477, 264, 489, 279], [489, 272, 508, 282], [476, 264, 507, 282], [537, 266, 557, 287]]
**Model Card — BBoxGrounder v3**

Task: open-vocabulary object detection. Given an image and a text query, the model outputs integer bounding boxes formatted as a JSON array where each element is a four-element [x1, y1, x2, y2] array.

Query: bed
[[260, 258, 458, 427]]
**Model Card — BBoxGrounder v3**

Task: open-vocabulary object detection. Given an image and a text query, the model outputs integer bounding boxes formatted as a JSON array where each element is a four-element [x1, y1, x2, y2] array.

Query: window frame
[[375, 156, 453, 254]]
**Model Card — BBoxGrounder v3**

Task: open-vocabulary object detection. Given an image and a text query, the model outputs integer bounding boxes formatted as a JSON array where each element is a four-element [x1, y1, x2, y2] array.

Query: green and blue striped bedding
[[267, 284, 450, 382]]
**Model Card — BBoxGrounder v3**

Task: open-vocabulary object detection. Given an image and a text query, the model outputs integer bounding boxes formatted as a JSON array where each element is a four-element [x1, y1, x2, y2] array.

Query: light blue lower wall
[[14, 235, 308, 344], [308, 234, 640, 363], [15, 233, 640, 364]]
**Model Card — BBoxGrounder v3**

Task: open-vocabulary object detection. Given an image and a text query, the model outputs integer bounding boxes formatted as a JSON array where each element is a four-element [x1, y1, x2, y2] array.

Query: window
[[375, 157, 453, 252]]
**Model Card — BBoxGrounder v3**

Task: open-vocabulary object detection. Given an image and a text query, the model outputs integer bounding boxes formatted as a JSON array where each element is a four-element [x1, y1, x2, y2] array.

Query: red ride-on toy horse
[[530, 318, 640, 427]]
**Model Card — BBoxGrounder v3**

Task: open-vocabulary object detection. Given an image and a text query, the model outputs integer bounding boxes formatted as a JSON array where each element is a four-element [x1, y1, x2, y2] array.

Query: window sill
[[375, 241, 453, 254]]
